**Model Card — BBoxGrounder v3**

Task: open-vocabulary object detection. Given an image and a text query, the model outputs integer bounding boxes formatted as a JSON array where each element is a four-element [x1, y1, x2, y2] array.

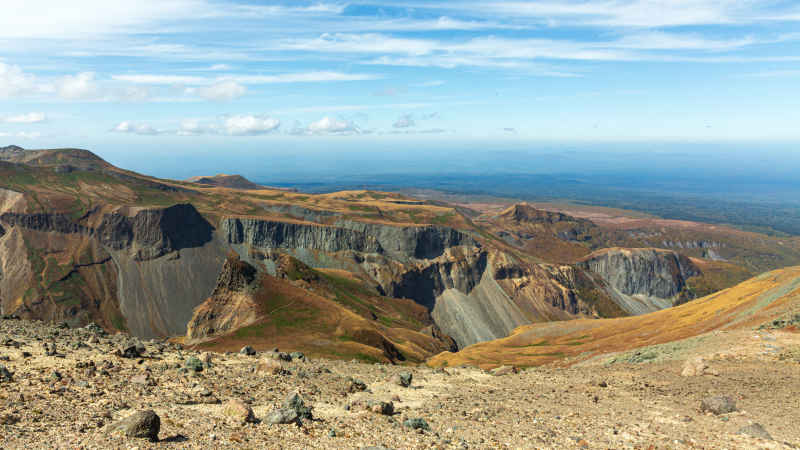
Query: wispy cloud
[[112, 71, 380, 85], [185, 81, 246, 101], [3, 112, 46, 123]]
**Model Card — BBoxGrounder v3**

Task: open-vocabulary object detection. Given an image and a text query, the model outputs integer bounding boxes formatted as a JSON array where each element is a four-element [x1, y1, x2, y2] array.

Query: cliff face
[[97, 204, 214, 260], [0, 203, 225, 338], [578, 248, 700, 314], [222, 217, 477, 261]]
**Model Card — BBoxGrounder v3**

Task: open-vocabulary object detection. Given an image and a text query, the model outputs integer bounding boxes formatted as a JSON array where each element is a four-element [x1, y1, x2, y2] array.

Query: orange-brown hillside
[[429, 265, 800, 369]]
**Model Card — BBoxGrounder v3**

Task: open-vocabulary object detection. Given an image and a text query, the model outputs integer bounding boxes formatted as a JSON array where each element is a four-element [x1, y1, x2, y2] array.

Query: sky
[[1, 0, 800, 178]]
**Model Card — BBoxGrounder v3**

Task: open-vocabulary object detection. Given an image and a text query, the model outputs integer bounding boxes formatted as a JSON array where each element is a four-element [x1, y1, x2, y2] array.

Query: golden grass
[[429, 266, 800, 369]]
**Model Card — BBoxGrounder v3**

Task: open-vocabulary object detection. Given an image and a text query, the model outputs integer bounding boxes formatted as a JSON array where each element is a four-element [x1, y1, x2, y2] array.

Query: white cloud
[[113, 74, 206, 84], [111, 121, 162, 135], [232, 71, 379, 83], [208, 64, 231, 71], [411, 80, 445, 87], [115, 71, 379, 85], [187, 80, 246, 101], [462, 0, 764, 28], [0, 63, 38, 98], [177, 119, 216, 136], [3, 112, 46, 123], [292, 116, 359, 135], [280, 33, 436, 55], [0, 131, 42, 139], [57, 72, 100, 100], [224, 115, 280, 135], [0, 0, 209, 39], [393, 114, 416, 128]]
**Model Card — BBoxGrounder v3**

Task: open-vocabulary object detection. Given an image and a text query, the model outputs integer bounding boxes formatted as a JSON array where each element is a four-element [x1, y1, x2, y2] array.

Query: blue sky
[[1, 0, 800, 176]]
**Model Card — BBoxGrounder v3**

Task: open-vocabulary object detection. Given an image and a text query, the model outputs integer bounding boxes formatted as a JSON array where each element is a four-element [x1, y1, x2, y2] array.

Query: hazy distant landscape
[[236, 144, 800, 236]]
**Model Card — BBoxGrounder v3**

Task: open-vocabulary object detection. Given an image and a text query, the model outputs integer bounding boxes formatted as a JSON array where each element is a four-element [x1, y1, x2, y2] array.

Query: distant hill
[[0, 145, 111, 171], [186, 174, 265, 190]]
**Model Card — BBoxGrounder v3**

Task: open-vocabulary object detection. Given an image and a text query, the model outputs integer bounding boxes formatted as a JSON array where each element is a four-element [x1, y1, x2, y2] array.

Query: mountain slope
[[429, 265, 800, 368]]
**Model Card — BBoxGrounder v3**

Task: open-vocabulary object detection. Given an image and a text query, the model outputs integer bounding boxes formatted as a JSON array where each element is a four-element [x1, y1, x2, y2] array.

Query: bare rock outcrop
[[186, 254, 261, 340]]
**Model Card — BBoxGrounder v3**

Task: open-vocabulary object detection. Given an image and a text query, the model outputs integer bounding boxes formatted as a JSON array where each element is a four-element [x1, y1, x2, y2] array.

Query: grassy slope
[[429, 265, 800, 369], [190, 265, 447, 364]]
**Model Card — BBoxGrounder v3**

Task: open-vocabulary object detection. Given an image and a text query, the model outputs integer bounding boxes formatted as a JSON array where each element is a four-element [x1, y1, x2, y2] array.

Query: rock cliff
[[578, 248, 700, 314]]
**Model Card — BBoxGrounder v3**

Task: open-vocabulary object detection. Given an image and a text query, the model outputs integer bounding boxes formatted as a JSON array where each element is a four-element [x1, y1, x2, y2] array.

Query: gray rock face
[[0, 212, 90, 234], [222, 217, 477, 262], [97, 203, 214, 261], [579, 248, 700, 314], [107, 410, 160, 441], [223, 218, 383, 255]]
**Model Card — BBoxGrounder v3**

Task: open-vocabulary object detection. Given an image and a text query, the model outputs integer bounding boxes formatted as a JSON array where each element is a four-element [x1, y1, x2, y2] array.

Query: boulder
[[240, 346, 256, 356], [266, 408, 299, 425], [222, 399, 257, 424], [107, 410, 160, 442], [700, 396, 737, 415], [283, 391, 313, 420], [403, 418, 431, 431]]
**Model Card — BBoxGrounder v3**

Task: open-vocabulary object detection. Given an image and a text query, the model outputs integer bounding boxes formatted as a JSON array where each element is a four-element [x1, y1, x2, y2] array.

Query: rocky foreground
[[0, 317, 798, 449]]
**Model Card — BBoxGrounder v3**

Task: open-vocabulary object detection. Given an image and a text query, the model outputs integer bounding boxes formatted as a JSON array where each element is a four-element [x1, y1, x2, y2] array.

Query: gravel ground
[[1, 318, 798, 449]]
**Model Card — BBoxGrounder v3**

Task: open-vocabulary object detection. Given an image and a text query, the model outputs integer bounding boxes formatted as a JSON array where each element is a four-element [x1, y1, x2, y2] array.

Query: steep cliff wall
[[578, 248, 700, 314], [222, 217, 478, 262]]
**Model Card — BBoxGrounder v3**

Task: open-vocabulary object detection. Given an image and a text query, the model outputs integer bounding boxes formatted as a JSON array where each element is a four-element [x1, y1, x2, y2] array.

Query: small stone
[[348, 378, 367, 393], [269, 351, 292, 362], [700, 396, 737, 415], [290, 351, 306, 362], [284, 391, 313, 420], [256, 358, 287, 375], [391, 372, 413, 388], [200, 352, 213, 367], [0, 365, 13, 382], [240, 346, 256, 356], [681, 356, 718, 377], [266, 408, 299, 425], [0, 414, 20, 425], [403, 418, 431, 431], [490, 365, 517, 376], [107, 410, 160, 442], [328, 429, 337, 437], [738, 423, 773, 440], [117, 345, 142, 359], [223, 399, 257, 424], [131, 373, 153, 386], [185, 356, 203, 372], [368, 400, 394, 415]]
